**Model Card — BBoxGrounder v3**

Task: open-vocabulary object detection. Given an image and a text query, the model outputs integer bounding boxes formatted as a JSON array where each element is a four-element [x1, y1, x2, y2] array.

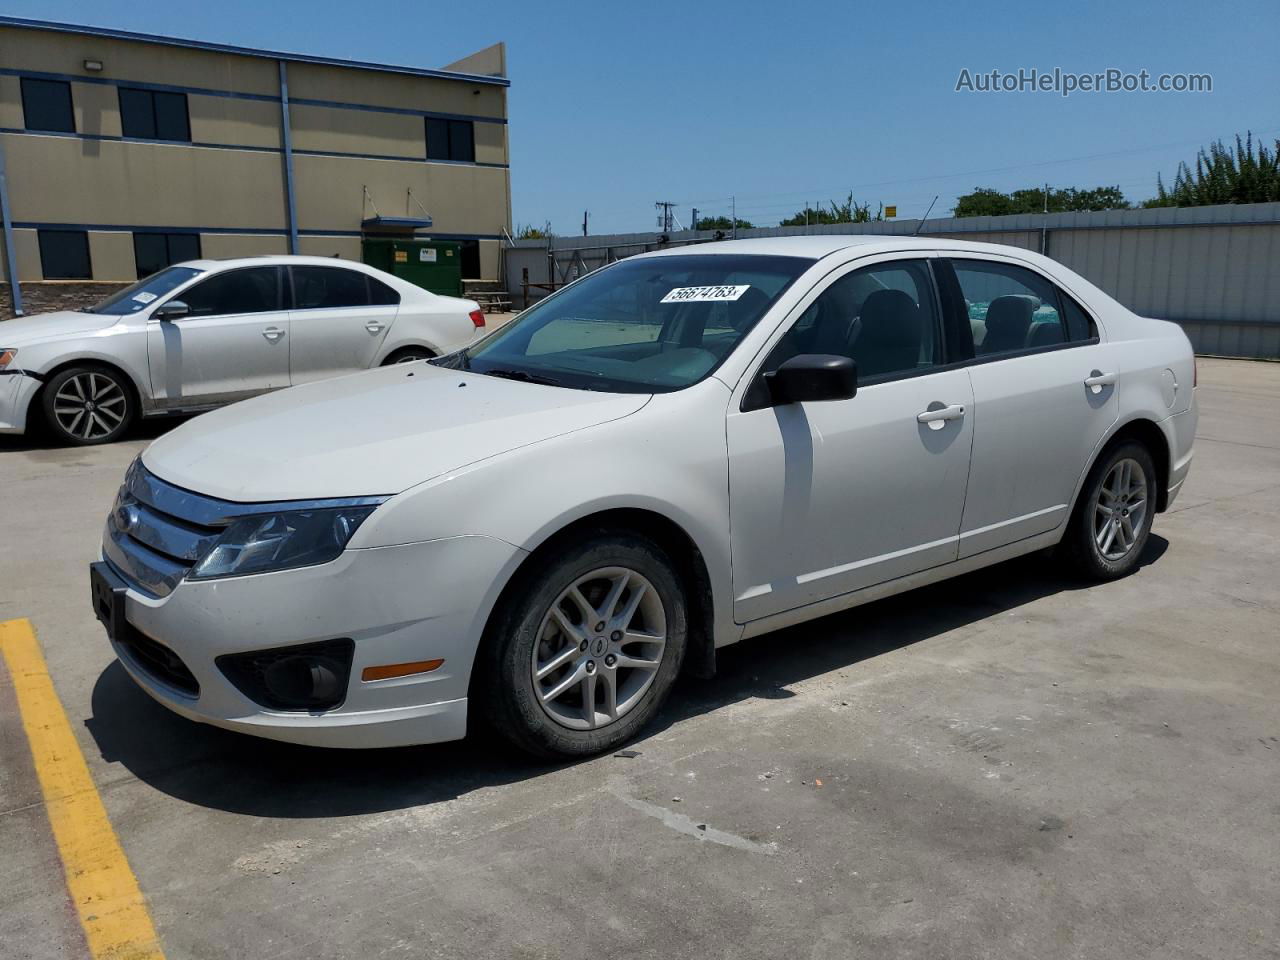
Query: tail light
[[469, 309, 486, 329]]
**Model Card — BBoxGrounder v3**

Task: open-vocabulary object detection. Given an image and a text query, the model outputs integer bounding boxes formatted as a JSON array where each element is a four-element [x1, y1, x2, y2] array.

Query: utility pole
[[731, 196, 737, 239], [691, 207, 698, 232], [1041, 182, 1049, 254], [655, 201, 676, 233], [582, 210, 588, 236]]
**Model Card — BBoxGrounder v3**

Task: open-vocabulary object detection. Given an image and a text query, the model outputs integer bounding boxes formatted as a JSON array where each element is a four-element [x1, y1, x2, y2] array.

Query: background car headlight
[[190, 505, 380, 580], [0, 348, 17, 369]]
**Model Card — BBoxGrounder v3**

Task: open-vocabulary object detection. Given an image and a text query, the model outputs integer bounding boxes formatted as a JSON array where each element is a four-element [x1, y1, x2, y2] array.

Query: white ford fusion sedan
[[90, 236, 1196, 757], [0, 255, 485, 445]]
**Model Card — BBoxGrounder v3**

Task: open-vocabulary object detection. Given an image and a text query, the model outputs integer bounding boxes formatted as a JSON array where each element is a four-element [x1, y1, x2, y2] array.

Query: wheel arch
[[32, 356, 145, 425], [1071, 416, 1173, 521], [479, 507, 718, 683]]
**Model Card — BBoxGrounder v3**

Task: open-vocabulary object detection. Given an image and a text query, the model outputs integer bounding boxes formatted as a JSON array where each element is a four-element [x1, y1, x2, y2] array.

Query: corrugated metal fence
[[505, 201, 1280, 359]]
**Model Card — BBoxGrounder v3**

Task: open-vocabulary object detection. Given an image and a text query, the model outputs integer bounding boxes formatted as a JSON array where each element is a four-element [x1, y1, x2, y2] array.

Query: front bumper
[[93, 534, 525, 748], [0, 371, 41, 434]]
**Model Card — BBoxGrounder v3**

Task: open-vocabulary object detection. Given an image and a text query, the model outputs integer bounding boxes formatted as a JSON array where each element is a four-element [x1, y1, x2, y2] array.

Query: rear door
[[942, 255, 1119, 557], [146, 265, 290, 408], [288, 266, 399, 384]]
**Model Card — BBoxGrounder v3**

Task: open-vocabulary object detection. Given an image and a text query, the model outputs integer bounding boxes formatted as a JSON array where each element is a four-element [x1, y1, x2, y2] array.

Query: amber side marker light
[[361, 659, 444, 682]]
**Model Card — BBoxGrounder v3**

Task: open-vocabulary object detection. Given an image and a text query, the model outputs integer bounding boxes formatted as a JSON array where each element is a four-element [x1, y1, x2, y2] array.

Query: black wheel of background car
[[1061, 440, 1157, 580], [40, 364, 136, 445], [477, 530, 688, 758], [381, 347, 437, 365]]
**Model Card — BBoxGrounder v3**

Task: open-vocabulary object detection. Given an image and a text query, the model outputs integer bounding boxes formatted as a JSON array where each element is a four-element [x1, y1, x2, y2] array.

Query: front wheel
[[479, 532, 688, 757], [41, 365, 136, 445], [1061, 441, 1157, 580]]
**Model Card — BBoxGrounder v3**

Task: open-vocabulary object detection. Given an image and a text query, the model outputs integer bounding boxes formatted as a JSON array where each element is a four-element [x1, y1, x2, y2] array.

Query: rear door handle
[[1084, 370, 1117, 394], [262, 326, 285, 342], [364, 322, 385, 334], [917, 403, 965, 430]]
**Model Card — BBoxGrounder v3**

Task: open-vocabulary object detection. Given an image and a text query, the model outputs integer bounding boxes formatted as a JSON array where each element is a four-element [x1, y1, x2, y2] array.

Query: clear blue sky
[[9, 0, 1278, 234]]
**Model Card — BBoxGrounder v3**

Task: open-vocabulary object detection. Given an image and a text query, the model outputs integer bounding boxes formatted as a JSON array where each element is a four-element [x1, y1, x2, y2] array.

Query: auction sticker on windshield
[[661, 284, 751, 304]]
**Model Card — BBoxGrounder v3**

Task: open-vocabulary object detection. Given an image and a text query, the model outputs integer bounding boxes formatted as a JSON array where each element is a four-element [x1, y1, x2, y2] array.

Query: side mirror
[[765, 354, 857, 405], [153, 300, 189, 321]]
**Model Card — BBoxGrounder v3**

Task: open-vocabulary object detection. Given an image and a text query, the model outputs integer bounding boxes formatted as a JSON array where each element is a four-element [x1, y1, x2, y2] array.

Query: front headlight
[[190, 504, 381, 580], [0, 348, 17, 369]]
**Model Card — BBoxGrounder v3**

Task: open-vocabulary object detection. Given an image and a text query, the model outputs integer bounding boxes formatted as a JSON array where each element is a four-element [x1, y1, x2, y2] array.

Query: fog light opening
[[216, 638, 354, 713]]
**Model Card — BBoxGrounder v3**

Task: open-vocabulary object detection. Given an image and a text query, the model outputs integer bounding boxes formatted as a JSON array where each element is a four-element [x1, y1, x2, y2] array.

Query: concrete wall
[[0, 22, 511, 286], [506, 203, 1280, 359]]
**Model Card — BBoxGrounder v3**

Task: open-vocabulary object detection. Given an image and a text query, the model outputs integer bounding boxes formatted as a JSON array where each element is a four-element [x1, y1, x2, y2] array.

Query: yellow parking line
[[0, 618, 164, 960]]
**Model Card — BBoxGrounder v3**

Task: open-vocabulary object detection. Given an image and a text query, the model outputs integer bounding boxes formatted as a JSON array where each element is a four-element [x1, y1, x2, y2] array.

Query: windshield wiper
[[480, 367, 565, 387]]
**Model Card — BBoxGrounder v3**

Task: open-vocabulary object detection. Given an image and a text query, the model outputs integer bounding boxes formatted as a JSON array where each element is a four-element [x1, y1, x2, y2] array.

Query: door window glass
[[951, 260, 1067, 356], [291, 267, 372, 309], [759, 259, 941, 383], [182, 267, 282, 317]]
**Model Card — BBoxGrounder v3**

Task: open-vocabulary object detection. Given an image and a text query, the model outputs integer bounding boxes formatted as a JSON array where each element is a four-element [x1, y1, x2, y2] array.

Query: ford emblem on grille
[[116, 504, 141, 534]]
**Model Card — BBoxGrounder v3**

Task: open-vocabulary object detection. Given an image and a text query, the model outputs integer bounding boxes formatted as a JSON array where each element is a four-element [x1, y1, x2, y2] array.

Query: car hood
[[142, 363, 651, 501], [0, 310, 121, 346]]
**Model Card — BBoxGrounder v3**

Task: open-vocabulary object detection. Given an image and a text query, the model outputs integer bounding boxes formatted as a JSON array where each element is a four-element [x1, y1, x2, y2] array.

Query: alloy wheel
[[53, 372, 127, 441], [1093, 457, 1148, 561], [530, 566, 667, 731]]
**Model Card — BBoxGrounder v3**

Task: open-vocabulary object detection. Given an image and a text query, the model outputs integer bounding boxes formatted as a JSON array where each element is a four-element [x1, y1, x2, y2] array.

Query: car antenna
[[913, 196, 938, 236]]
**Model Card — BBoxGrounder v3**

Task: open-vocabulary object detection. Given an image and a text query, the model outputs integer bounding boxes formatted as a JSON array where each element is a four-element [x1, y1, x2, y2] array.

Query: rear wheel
[[381, 346, 436, 365], [479, 531, 687, 757], [41, 365, 135, 445], [1062, 441, 1156, 580]]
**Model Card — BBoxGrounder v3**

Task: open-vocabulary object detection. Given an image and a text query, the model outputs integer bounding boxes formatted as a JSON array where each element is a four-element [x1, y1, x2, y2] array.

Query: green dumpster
[[361, 238, 463, 297]]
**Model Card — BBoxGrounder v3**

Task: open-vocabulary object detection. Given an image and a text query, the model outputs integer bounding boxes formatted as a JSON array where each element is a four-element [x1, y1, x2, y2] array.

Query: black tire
[[381, 346, 436, 365], [40, 364, 136, 446], [1061, 440, 1157, 580], [477, 530, 688, 758]]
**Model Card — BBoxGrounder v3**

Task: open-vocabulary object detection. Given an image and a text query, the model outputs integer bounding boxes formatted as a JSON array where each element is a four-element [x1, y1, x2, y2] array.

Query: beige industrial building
[[0, 16, 510, 313]]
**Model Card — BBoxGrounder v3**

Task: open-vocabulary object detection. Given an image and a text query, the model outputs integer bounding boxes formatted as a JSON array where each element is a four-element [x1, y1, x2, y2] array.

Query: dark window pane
[[38, 230, 92, 279], [951, 260, 1067, 356], [367, 276, 400, 306], [761, 259, 940, 383], [291, 266, 371, 309], [1062, 295, 1096, 342], [183, 267, 281, 317], [133, 234, 169, 278], [21, 78, 75, 133], [459, 239, 480, 279], [119, 88, 156, 139], [153, 92, 190, 142], [448, 120, 475, 162], [425, 117, 451, 160], [167, 233, 201, 265]]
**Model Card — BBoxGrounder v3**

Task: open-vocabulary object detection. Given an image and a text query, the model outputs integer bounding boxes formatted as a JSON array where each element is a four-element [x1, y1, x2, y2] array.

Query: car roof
[[636, 235, 1040, 261], [179, 255, 384, 272]]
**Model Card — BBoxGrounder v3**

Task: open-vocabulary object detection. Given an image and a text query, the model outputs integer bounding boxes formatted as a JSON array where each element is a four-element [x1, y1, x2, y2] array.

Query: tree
[[1144, 132, 1280, 207], [515, 223, 550, 239], [780, 193, 884, 226], [695, 215, 754, 230], [954, 185, 1130, 218]]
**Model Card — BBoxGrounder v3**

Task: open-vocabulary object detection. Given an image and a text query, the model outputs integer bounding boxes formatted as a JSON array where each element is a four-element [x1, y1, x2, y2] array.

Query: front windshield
[[439, 254, 811, 393], [88, 266, 203, 315]]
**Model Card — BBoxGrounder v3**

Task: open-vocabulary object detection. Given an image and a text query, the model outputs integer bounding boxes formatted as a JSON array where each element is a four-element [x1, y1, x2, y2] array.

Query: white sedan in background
[[90, 236, 1196, 758], [0, 255, 486, 444]]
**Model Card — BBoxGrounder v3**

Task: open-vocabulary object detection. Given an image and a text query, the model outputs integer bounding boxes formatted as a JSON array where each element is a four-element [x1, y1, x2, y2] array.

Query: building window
[[119, 87, 191, 142], [38, 230, 92, 280], [133, 233, 202, 278], [425, 117, 475, 162], [20, 78, 76, 133]]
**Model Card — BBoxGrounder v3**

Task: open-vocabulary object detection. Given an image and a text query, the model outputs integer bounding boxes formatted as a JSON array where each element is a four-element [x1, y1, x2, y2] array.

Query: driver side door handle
[[917, 403, 965, 430]]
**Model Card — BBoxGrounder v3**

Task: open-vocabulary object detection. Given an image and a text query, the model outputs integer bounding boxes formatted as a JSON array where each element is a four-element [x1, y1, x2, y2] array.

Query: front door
[[147, 265, 290, 409], [944, 255, 1120, 556], [727, 257, 974, 623], [288, 265, 397, 384]]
